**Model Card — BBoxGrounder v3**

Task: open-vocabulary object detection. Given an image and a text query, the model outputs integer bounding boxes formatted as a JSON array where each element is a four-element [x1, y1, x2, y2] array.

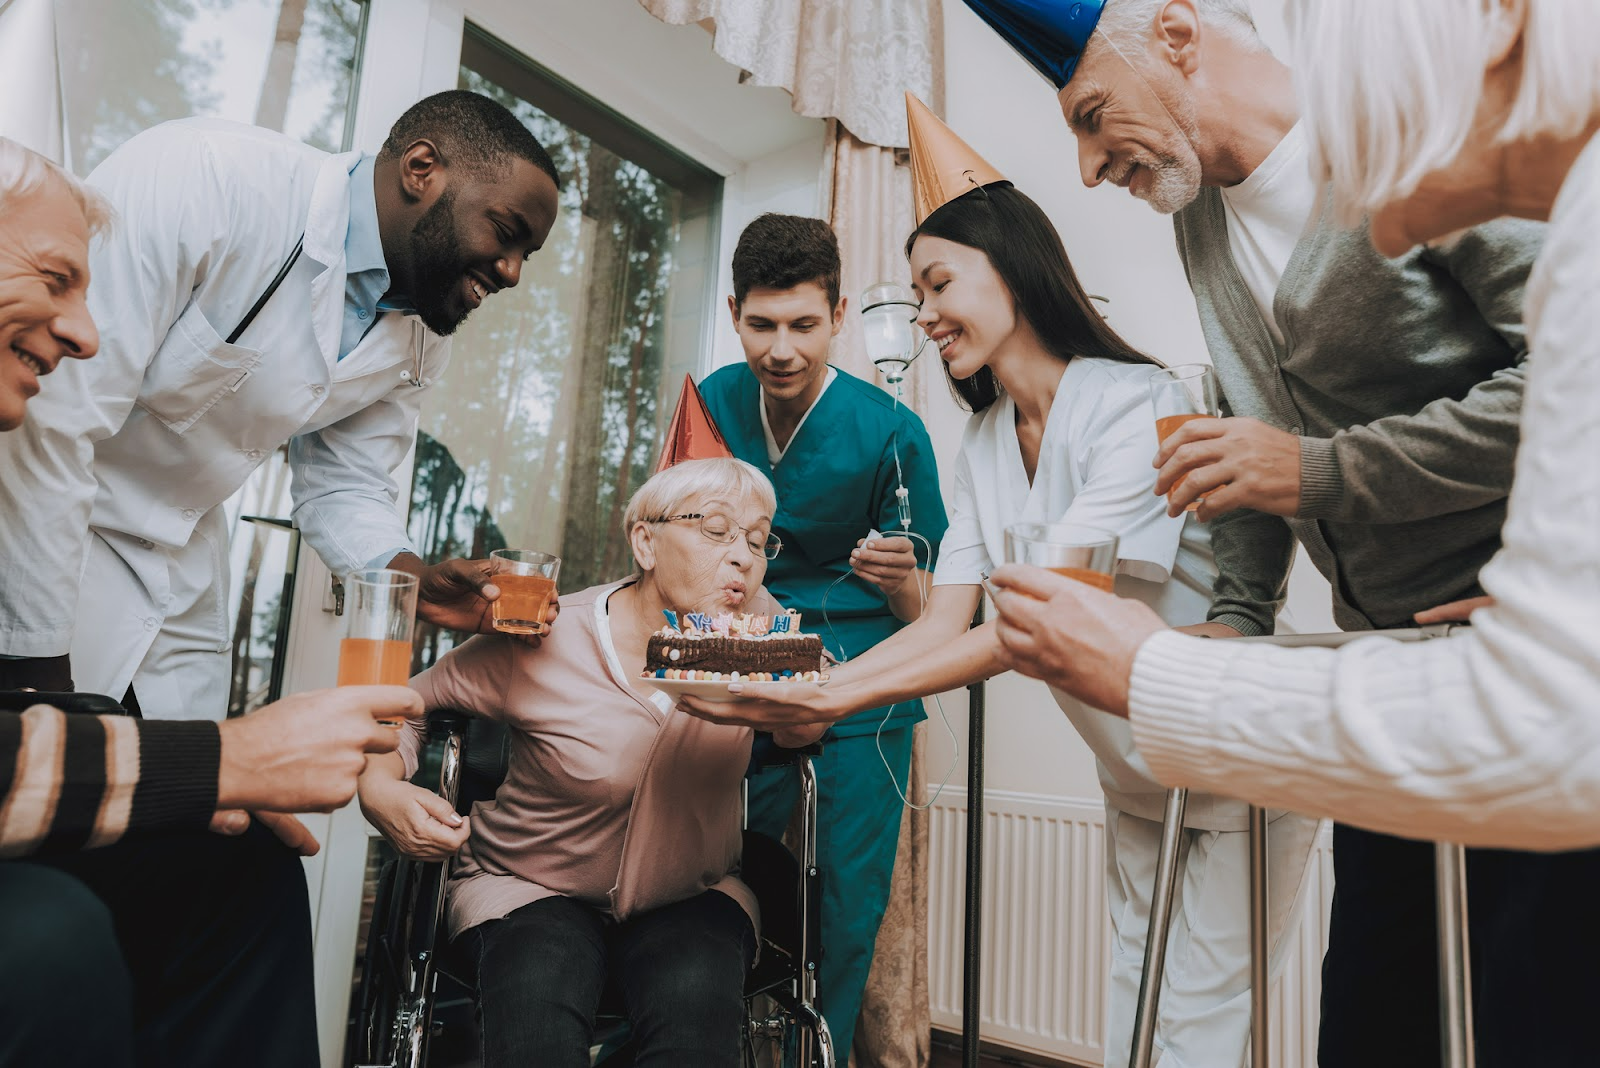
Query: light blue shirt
[[340, 155, 414, 359], [343, 156, 417, 569]]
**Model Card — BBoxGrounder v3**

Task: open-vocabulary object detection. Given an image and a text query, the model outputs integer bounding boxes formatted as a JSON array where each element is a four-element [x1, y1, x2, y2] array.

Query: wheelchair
[[347, 709, 836, 1068]]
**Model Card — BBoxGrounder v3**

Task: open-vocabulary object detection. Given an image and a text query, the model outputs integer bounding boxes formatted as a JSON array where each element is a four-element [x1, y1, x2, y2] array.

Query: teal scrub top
[[700, 363, 949, 737]]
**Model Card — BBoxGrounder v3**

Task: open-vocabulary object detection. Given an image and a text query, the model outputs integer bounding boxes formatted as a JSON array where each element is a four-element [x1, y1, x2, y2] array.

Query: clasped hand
[[1154, 416, 1302, 520], [987, 564, 1167, 717]]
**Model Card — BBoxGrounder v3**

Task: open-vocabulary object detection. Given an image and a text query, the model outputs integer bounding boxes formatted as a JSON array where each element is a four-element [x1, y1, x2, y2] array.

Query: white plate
[[638, 676, 826, 704]]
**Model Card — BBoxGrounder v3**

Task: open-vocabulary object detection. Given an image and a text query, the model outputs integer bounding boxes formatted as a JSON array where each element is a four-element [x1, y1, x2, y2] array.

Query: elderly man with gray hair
[[967, 1, 1599, 1065], [0, 136, 427, 1068]]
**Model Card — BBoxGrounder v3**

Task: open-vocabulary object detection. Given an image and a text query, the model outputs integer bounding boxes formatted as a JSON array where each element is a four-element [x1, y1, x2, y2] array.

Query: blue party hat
[[962, 0, 1108, 89]]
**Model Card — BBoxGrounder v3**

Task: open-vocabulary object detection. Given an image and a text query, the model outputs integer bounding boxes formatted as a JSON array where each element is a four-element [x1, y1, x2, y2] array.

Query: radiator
[[928, 787, 1335, 1066]]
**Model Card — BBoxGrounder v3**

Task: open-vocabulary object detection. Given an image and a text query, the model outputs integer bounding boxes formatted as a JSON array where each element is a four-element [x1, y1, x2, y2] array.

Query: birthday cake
[[643, 609, 826, 683]]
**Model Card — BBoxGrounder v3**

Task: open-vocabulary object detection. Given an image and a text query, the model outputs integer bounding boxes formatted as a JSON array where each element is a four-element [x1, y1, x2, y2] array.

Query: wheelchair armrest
[[425, 706, 473, 736], [411, 708, 510, 815], [0, 690, 128, 716], [747, 731, 826, 774]]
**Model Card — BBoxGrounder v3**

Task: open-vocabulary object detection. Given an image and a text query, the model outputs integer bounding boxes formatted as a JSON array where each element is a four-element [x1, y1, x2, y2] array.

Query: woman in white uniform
[[681, 98, 1319, 1068]]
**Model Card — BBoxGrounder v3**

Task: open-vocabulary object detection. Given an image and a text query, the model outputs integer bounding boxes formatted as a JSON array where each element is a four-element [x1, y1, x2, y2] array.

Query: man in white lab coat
[[0, 90, 561, 719]]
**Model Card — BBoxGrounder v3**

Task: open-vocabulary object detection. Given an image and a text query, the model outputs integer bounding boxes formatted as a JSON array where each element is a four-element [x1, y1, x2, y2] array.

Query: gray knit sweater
[[1173, 187, 1544, 633]]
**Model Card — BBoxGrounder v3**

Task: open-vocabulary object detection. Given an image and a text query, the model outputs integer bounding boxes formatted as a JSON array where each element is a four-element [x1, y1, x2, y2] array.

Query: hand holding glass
[[1149, 364, 1221, 512], [490, 550, 561, 636], [1003, 523, 1119, 592], [338, 569, 417, 696]]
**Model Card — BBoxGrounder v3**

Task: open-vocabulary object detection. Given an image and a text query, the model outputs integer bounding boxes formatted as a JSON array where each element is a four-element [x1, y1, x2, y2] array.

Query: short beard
[[1134, 152, 1203, 215], [1126, 75, 1204, 215], [408, 188, 470, 337]]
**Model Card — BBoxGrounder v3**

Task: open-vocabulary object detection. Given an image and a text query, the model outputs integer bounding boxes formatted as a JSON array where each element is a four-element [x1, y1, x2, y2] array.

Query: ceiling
[[463, 0, 824, 174]]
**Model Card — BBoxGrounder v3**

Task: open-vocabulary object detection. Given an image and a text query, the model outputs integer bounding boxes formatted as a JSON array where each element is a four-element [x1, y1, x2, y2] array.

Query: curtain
[[854, 724, 932, 1068], [0, 0, 65, 162], [818, 30, 942, 1060], [822, 118, 934, 416], [635, 0, 939, 150]]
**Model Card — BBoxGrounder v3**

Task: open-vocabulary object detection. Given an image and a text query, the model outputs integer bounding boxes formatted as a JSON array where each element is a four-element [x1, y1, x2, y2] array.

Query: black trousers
[[0, 821, 320, 1068], [460, 889, 756, 1068], [0, 654, 74, 692], [0, 862, 133, 1067], [1319, 823, 1600, 1067]]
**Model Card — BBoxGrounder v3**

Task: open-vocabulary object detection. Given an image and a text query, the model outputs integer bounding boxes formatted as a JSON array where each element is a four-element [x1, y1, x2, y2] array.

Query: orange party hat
[[656, 373, 734, 473], [906, 91, 1008, 225]]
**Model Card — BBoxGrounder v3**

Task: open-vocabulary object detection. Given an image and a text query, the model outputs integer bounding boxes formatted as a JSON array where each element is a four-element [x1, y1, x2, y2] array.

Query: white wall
[[710, 125, 831, 370]]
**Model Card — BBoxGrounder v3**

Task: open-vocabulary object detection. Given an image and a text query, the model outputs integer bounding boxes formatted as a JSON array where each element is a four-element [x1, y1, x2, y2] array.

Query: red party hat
[[655, 374, 733, 473]]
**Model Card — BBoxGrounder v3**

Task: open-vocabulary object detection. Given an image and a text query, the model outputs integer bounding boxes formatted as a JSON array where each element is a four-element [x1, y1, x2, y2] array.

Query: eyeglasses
[[649, 513, 783, 560]]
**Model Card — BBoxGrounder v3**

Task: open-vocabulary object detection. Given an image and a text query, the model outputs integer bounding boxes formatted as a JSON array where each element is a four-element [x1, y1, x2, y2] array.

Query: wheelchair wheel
[[348, 855, 441, 1068], [349, 855, 404, 1066]]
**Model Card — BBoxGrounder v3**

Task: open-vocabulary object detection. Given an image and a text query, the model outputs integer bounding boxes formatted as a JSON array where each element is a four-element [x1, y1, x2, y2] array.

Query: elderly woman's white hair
[[623, 457, 777, 537], [0, 137, 113, 235], [1290, 0, 1600, 221]]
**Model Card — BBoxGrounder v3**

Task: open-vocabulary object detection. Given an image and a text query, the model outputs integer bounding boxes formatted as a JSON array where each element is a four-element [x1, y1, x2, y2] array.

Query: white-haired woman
[[989, 2, 1600, 853], [358, 457, 821, 1068]]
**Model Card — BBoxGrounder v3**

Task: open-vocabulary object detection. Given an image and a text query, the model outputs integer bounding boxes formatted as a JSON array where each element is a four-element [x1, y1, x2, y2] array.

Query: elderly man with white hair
[[983, 1, 1600, 1066], [0, 136, 430, 1068], [966, 0, 1590, 1064]]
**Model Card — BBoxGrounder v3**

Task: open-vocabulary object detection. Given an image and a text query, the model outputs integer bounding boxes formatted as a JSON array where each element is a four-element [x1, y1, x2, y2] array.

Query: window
[[55, 0, 370, 716], [56, 0, 367, 173], [406, 25, 722, 668]]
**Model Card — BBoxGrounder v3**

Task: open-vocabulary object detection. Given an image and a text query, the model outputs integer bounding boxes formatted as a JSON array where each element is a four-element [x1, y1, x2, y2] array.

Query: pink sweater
[[402, 579, 757, 940]]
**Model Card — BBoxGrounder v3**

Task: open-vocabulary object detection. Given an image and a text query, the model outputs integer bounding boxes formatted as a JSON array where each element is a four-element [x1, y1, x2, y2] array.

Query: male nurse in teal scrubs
[[699, 213, 947, 1064]]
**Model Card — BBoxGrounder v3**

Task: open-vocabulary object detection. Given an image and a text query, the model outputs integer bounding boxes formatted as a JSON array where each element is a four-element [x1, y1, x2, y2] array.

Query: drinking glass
[[338, 569, 418, 688], [1149, 364, 1221, 512], [490, 550, 561, 635], [1003, 523, 1119, 591]]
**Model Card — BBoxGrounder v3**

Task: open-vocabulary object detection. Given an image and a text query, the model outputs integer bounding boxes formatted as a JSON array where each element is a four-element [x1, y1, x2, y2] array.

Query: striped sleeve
[[0, 705, 220, 857]]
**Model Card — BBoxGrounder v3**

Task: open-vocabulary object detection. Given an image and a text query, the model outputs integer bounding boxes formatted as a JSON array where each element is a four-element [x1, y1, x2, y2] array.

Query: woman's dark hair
[[905, 183, 1160, 412]]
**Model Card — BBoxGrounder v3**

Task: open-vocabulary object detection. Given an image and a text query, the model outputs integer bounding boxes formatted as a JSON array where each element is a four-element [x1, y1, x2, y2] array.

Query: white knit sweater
[[1127, 132, 1600, 852]]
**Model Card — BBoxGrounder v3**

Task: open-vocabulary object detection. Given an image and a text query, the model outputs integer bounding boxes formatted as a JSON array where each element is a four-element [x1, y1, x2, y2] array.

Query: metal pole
[[1249, 805, 1270, 1068], [1435, 842, 1475, 1068], [799, 757, 821, 1068], [1128, 787, 1189, 1068], [962, 604, 986, 1068]]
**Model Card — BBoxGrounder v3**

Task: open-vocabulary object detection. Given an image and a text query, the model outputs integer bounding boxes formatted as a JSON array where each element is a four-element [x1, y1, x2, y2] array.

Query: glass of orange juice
[[489, 550, 561, 635], [1003, 523, 1119, 591], [1149, 364, 1221, 512], [338, 569, 418, 695]]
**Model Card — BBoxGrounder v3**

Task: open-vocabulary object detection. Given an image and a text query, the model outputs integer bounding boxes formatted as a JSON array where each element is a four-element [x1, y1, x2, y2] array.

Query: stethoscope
[[226, 233, 428, 389]]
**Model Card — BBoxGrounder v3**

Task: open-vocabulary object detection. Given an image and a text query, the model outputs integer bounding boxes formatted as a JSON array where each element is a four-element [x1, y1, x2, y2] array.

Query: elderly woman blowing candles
[[358, 457, 822, 1068]]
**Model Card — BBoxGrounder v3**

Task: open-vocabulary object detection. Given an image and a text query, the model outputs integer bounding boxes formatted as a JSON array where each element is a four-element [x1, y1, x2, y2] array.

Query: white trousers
[[1102, 804, 1323, 1068]]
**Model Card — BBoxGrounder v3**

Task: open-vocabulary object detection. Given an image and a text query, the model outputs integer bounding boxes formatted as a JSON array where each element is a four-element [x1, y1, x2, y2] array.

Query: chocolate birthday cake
[[643, 609, 826, 682]]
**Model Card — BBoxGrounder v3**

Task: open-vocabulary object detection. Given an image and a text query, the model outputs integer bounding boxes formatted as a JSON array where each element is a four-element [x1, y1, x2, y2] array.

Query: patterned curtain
[[821, 119, 933, 416], [635, 0, 939, 150], [636, 3, 944, 1064], [822, 120, 934, 1068]]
